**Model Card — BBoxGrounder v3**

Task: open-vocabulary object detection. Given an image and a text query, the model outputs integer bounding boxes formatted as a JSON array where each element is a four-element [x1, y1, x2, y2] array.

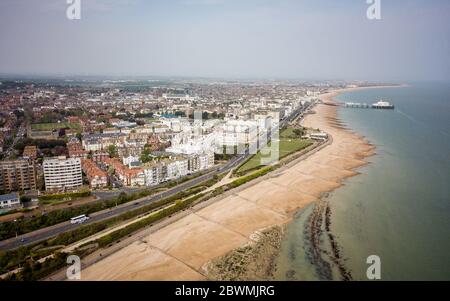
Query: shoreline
[[77, 87, 380, 281], [205, 87, 380, 281]]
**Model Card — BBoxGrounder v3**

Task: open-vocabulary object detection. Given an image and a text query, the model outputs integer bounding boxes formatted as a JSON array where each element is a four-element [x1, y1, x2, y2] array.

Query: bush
[[38, 191, 91, 202], [6, 252, 69, 281], [20, 196, 31, 203]]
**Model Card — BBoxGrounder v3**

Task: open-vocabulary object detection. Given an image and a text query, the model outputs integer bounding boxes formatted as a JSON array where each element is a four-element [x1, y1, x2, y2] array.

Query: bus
[[70, 214, 90, 224]]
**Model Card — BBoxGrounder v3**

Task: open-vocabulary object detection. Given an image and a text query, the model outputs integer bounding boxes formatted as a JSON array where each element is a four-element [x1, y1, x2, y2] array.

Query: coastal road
[[0, 154, 248, 251]]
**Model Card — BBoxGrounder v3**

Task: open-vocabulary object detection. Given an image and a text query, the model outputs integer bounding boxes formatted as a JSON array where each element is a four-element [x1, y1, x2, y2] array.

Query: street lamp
[[14, 219, 18, 240]]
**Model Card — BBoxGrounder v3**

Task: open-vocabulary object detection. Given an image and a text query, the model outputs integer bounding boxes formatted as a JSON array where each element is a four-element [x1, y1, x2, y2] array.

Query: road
[[3, 122, 26, 158], [0, 102, 312, 251], [0, 153, 248, 251]]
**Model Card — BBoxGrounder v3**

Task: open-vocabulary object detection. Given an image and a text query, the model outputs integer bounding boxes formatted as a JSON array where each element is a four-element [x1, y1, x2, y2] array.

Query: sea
[[274, 82, 450, 281]]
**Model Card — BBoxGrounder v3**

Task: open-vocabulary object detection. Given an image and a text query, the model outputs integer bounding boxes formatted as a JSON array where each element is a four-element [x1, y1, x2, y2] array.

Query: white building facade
[[0, 193, 21, 211], [43, 156, 83, 192]]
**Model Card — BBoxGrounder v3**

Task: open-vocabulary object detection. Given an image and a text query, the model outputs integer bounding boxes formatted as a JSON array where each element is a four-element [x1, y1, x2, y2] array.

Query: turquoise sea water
[[275, 82, 450, 280]]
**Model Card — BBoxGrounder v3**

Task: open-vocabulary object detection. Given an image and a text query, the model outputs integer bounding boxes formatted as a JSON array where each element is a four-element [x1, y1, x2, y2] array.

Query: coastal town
[[1, 0, 448, 291], [0, 77, 384, 280], [0, 0, 447, 296], [0, 79, 329, 201]]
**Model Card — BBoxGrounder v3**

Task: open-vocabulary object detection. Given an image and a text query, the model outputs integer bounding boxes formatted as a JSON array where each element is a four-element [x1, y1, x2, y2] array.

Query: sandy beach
[[80, 89, 376, 280]]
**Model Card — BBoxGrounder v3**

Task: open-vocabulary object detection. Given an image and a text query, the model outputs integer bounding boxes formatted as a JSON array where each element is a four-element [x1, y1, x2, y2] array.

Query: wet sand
[[80, 89, 375, 280]]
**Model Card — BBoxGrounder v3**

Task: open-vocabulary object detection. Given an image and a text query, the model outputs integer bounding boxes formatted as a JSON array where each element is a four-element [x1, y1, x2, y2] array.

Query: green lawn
[[145, 118, 159, 123], [237, 155, 262, 173], [280, 127, 296, 139], [279, 139, 312, 158], [31, 122, 81, 131], [237, 134, 312, 174]]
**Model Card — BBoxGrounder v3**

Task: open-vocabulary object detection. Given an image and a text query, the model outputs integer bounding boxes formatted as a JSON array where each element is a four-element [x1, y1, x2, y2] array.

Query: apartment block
[[43, 156, 83, 192], [0, 159, 37, 192]]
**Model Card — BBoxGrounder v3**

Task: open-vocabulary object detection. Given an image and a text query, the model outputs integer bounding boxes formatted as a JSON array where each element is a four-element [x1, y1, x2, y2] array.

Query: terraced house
[[81, 158, 108, 189]]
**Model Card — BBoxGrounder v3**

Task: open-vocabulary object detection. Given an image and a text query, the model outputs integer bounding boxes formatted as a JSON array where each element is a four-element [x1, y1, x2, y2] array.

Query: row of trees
[[188, 111, 225, 120], [14, 138, 66, 153], [32, 109, 85, 124]]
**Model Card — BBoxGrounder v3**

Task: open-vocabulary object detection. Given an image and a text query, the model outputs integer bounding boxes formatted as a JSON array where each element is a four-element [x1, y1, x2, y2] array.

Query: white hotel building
[[166, 133, 215, 172], [43, 156, 83, 192], [215, 116, 274, 151]]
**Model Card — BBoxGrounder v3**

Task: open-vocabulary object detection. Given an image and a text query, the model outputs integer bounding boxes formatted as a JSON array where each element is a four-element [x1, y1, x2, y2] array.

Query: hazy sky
[[0, 0, 449, 81]]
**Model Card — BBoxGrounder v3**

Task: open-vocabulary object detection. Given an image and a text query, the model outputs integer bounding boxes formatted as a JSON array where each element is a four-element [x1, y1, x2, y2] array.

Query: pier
[[344, 100, 395, 110], [344, 102, 371, 108]]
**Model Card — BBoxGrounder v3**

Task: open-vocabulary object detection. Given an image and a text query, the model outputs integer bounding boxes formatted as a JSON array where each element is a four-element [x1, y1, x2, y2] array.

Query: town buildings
[[81, 158, 108, 189], [82, 133, 127, 152], [0, 78, 329, 194], [105, 158, 145, 187], [22, 145, 38, 159], [67, 137, 88, 158]]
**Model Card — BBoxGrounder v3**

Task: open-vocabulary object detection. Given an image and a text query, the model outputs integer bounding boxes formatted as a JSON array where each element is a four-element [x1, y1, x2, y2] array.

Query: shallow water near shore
[[273, 204, 318, 280], [274, 82, 450, 280]]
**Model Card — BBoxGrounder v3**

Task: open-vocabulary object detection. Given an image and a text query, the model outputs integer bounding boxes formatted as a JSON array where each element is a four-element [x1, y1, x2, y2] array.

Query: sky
[[0, 0, 449, 81]]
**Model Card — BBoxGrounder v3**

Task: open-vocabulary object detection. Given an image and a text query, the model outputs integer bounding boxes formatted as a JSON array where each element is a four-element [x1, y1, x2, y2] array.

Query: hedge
[[38, 191, 91, 202]]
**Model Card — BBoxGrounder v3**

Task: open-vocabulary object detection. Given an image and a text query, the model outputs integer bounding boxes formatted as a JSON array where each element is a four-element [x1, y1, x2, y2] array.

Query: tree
[[107, 145, 118, 158], [140, 147, 152, 163], [20, 261, 33, 281], [52, 145, 67, 156], [118, 192, 128, 203], [58, 128, 66, 137], [293, 128, 305, 137], [20, 196, 31, 203]]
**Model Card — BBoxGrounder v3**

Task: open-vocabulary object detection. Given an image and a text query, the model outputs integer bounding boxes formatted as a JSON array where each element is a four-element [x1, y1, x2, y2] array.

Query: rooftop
[[0, 193, 19, 202]]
